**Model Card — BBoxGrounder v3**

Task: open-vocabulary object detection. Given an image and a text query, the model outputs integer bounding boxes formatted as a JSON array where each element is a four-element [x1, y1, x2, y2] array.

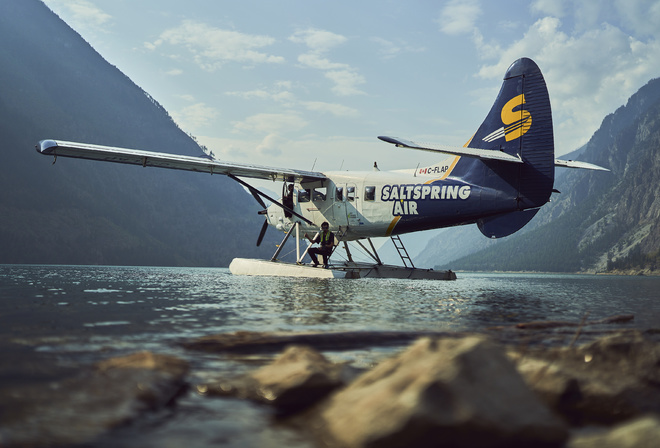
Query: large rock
[[181, 330, 457, 353], [205, 345, 358, 413], [320, 336, 567, 448], [567, 415, 660, 448], [0, 351, 189, 447], [511, 331, 660, 424]]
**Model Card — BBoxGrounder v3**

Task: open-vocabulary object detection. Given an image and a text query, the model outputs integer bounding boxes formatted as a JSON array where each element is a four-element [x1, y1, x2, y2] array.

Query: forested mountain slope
[[0, 0, 274, 266]]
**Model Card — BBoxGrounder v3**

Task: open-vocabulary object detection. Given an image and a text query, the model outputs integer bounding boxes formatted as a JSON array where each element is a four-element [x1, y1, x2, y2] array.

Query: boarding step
[[390, 235, 415, 269]]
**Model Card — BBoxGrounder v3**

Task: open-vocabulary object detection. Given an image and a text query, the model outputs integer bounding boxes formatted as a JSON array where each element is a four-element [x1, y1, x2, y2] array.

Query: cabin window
[[335, 186, 344, 202], [365, 186, 376, 201], [297, 189, 310, 203], [312, 187, 327, 202], [347, 186, 356, 202]]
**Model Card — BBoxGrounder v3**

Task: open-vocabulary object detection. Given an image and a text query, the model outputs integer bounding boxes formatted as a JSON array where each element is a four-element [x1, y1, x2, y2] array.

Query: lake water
[[1, 265, 659, 446]]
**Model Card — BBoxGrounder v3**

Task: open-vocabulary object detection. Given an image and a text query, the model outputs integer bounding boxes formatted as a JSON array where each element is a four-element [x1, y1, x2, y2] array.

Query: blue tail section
[[455, 58, 554, 237]]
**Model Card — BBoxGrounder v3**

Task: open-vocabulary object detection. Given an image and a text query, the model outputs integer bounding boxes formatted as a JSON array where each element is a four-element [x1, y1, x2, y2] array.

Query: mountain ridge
[[1, 0, 275, 266]]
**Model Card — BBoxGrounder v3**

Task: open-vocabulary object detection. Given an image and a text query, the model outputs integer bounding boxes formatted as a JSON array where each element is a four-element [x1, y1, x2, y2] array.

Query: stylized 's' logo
[[482, 94, 532, 143]]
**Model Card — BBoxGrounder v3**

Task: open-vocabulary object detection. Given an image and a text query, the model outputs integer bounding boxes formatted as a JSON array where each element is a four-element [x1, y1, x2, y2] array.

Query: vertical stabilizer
[[455, 58, 554, 237], [471, 58, 554, 208]]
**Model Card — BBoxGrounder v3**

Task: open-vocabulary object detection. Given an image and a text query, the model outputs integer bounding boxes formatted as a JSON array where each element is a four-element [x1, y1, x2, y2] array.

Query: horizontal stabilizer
[[37, 140, 326, 183], [554, 158, 609, 171], [378, 136, 523, 164]]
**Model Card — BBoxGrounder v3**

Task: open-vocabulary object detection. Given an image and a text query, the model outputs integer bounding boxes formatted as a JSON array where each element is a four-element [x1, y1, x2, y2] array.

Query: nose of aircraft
[[265, 201, 286, 230]]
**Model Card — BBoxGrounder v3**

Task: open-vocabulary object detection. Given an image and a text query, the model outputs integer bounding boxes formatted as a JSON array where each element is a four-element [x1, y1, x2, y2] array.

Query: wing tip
[[37, 139, 58, 154], [378, 136, 398, 145], [378, 136, 417, 148]]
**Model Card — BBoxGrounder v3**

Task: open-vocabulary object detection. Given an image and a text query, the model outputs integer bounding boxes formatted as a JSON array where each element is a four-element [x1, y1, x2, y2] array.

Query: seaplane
[[37, 58, 608, 279]]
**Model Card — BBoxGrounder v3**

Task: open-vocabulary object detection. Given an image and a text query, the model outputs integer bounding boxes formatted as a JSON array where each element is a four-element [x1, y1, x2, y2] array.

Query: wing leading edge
[[37, 140, 327, 183]]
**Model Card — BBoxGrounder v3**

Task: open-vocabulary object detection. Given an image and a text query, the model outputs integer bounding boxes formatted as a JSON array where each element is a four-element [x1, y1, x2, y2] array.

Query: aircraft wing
[[37, 140, 327, 183], [378, 136, 524, 163]]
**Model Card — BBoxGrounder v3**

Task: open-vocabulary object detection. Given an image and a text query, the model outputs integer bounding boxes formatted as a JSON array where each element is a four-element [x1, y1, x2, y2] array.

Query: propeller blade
[[256, 219, 269, 247], [248, 187, 267, 209]]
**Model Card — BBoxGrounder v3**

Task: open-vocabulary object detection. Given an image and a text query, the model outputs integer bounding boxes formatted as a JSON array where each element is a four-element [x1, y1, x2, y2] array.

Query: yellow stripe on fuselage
[[423, 155, 460, 184], [388, 137, 469, 234], [386, 215, 402, 236]]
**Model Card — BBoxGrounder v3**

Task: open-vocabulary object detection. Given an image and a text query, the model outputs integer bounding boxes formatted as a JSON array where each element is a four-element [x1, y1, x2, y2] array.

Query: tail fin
[[457, 58, 555, 237]]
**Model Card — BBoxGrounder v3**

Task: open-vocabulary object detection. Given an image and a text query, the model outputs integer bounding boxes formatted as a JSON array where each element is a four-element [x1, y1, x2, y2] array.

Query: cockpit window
[[335, 187, 344, 202], [312, 187, 327, 202], [297, 189, 310, 203]]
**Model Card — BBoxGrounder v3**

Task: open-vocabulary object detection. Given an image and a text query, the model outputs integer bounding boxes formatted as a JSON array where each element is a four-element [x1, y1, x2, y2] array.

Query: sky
[[41, 0, 660, 176]]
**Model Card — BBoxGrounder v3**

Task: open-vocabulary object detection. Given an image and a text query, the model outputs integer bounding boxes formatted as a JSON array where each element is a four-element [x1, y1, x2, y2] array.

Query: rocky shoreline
[[1, 318, 659, 447], [594, 269, 660, 277]]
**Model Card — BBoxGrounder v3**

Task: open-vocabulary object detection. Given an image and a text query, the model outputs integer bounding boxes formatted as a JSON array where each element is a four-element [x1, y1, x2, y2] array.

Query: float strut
[[271, 223, 296, 261]]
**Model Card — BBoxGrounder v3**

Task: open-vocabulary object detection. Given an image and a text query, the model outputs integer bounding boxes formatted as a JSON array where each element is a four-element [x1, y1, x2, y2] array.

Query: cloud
[[370, 37, 426, 59], [232, 113, 308, 135], [225, 83, 296, 106], [530, 0, 566, 17], [614, 0, 660, 38], [275, 81, 293, 90], [437, 0, 494, 62], [226, 90, 271, 100], [256, 134, 287, 156], [289, 29, 347, 52], [297, 53, 350, 70], [325, 70, 366, 97], [148, 20, 284, 70], [289, 28, 366, 96], [302, 101, 359, 117], [438, 0, 483, 35], [42, 0, 111, 30], [371, 37, 402, 59], [171, 102, 219, 131], [474, 14, 660, 154], [176, 94, 196, 102]]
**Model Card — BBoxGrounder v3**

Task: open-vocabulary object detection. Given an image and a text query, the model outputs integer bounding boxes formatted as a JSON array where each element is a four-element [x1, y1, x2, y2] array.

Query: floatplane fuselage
[[268, 165, 489, 241], [36, 58, 608, 279]]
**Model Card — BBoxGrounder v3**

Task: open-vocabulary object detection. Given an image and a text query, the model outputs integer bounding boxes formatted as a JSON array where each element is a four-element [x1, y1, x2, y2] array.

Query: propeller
[[250, 188, 270, 247], [256, 217, 269, 247]]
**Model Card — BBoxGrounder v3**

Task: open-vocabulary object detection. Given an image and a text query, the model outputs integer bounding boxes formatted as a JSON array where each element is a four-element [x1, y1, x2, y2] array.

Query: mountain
[[0, 0, 276, 266], [429, 77, 660, 274]]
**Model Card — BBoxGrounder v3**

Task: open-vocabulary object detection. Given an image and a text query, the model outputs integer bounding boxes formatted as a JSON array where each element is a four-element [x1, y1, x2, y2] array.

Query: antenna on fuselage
[[311, 158, 317, 171]]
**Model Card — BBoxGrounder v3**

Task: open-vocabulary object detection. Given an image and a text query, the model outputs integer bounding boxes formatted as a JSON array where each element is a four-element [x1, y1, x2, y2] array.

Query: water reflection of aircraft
[[37, 58, 607, 279]]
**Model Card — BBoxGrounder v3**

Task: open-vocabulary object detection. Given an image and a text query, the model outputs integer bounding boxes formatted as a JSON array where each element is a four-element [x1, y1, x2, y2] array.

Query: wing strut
[[227, 174, 313, 225]]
